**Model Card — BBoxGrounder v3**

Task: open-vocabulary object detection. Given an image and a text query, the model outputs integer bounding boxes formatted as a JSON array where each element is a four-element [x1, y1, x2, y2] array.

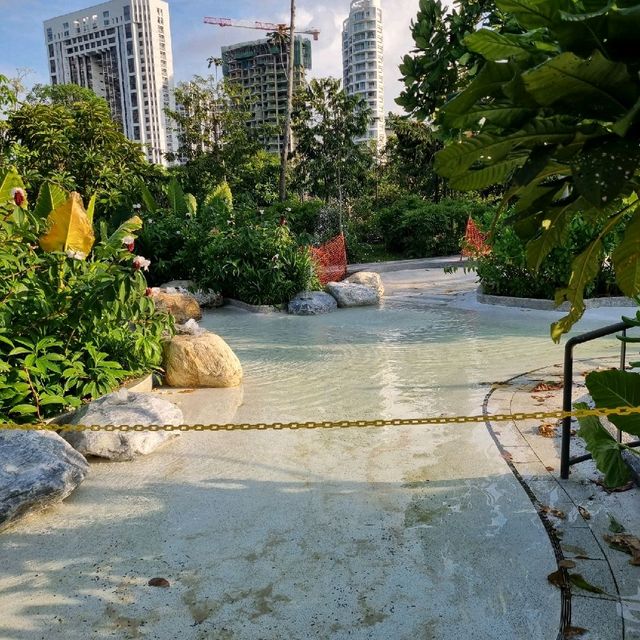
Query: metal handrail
[[561, 321, 640, 479]]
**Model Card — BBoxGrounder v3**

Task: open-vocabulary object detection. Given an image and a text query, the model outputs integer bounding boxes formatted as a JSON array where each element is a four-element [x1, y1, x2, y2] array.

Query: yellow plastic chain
[[1, 405, 638, 432]]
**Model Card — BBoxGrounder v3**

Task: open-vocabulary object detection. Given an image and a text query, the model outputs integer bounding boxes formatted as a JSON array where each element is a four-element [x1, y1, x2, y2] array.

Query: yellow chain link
[[1, 405, 638, 432]]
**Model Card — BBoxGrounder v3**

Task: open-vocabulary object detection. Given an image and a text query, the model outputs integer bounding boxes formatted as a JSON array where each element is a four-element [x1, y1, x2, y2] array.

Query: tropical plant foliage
[[433, 0, 640, 342], [137, 180, 319, 305], [0, 168, 172, 423]]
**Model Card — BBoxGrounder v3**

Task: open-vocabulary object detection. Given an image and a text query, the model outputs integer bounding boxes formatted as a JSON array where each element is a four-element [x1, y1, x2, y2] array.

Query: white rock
[[347, 272, 384, 298], [325, 282, 380, 307], [176, 319, 206, 335], [62, 390, 183, 461], [0, 430, 89, 531]]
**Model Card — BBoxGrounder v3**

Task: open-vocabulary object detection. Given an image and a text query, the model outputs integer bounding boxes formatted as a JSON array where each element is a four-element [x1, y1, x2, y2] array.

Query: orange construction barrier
[[311, 233, 348, 285], [461, 218, 491, 258]]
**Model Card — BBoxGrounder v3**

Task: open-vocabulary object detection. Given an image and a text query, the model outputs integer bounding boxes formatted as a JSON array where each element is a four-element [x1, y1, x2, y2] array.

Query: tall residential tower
[[342, 0, 385, 147], [44, 0, 176, 165]]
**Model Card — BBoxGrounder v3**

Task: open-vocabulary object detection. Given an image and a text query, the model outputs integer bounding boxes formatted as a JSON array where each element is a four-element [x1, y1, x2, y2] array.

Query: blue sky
[[0, 0, 420, 113]]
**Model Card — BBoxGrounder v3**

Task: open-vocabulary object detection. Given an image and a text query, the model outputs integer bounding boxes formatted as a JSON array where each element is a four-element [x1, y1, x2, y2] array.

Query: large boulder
[[347, 271, 384, 298], [160, 281, 223, 309], [288, 291, 338, 316], [325, 281, 380, 308], [0, 430, 89, 531], [62, 390, 183, 461], [163, 333, 243, 388], [153, 289, 202, 324]]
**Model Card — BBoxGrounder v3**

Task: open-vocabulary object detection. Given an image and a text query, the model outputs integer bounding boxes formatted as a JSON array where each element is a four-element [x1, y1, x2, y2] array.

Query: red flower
[[11, 188, 26, 207]]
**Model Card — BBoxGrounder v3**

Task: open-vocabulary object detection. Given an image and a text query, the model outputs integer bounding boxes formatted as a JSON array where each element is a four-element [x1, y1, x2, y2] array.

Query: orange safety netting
[[461, 218, 491, 258], [311, 233, 348, 286]]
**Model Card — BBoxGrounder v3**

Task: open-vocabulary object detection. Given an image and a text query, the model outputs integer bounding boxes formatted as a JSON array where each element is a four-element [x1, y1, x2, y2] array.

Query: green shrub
[[137, 183, 320, 305], [476, 218, 621, 300], [0, 169, 173, 423], [196, 222, 320, 306], [377, 197, 496, 258]]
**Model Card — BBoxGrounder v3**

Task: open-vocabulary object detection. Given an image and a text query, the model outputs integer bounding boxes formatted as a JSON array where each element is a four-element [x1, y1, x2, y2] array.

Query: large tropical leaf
[[575, 402, 632, 488], [167, 178, 188, 216], [442, 62, 517, 128], [33, 182, 68, 220], [612, 207, 640, 297], [525, 204, 574, 270], [464, 29, 535, 61], [185, 193, 198, 217], [495, 0, 558, 29], [551, 238, 603, 341], [449, 156, 527, 190], [446, 103, 536, 130], [38, 192, 95, 257], [435, 117, 576, 179], [571, 138, 640, 207], [586, 369, 640, 436], [104, 215, 143, 253], [522, 51, 636, 115], [139, 181, 157, 214]]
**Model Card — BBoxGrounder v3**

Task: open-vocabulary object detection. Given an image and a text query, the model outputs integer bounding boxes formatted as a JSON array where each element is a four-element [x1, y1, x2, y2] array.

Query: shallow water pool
[[200, 300, 623, 424]]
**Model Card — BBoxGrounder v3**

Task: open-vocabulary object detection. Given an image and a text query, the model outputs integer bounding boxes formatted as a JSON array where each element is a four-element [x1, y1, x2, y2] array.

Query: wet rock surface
[[0, 430, 89, 531], [325, 281, 379, 307], [62, 390, 182, 461], [288, 291, 338, 315]]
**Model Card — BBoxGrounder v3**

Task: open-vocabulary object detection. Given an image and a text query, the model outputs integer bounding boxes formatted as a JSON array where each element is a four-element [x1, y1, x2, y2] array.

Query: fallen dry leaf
[[540, 505, 566, 519], [538, 423, 558, 438], [594, 479, 634, 493], [148, 577, 170, 588], [603, 534, 640, 566], [533, 381, 564, 392], [564, 626, 588, 638], [578, 506, 591, 521], [558, 559, 576, 569], [545, 466, 555, 472], [548, 569, 568, 589]]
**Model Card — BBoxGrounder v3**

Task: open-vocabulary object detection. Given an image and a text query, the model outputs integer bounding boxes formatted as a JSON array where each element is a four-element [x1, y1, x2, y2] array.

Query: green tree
[[291, 77, 373, 206], [1, 83, 155, 218], [396, 0, 501, 122], [384, 114, 447, 200], [165, 75, 261, 201]]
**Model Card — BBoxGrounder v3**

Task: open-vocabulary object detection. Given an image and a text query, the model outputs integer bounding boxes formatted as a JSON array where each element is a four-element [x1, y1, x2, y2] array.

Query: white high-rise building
[[342, 0, 385, 147], [44, 0, 176, 165]]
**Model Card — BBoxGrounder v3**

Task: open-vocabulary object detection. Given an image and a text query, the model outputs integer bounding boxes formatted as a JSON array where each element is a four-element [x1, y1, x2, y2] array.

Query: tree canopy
[[1, 82, 155, 216], [291, 77, 372, 204]]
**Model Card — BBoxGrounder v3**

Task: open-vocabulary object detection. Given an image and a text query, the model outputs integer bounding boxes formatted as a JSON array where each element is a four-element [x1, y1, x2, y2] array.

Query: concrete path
[[1, 260, 638, 640]]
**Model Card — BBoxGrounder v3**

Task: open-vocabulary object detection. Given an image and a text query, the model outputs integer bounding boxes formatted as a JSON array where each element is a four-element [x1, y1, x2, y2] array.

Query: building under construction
[[221, 36, 312, 154]]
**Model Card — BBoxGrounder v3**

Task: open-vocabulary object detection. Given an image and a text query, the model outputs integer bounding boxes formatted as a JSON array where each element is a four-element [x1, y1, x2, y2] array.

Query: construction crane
[[203, 16, 320, 41]]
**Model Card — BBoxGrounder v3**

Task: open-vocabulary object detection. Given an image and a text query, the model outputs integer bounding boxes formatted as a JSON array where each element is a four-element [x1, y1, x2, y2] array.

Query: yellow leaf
[[39, 192, 95, 257]]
